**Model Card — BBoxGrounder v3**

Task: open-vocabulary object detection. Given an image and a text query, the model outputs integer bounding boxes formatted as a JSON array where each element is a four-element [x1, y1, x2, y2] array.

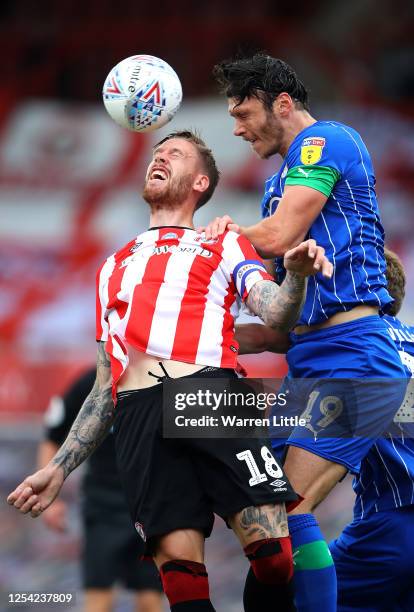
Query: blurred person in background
[[38, 367, 163, 612], [7, 130, 335, 611], [206, 53, 408, 612]]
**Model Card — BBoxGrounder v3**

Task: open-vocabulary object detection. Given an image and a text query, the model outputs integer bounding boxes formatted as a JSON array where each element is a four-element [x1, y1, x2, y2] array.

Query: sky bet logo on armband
[[300, 137, 326, 165]]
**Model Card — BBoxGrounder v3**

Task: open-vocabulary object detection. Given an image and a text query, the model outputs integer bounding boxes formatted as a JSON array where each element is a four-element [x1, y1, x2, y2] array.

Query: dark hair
[[384, 247, 406, 316], [154, 129, 220, 209], [213, 53, 310, 111]]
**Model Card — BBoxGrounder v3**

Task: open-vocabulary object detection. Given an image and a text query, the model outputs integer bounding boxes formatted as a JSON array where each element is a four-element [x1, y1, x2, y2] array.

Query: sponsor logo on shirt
[[120, 244, 213, 266], [300, 136, 326, 165], [153, 245, 213, 257]]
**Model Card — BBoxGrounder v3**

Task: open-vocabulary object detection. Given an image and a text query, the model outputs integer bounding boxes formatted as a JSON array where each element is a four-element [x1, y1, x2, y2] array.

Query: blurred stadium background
[[1, 1, 413, 610]]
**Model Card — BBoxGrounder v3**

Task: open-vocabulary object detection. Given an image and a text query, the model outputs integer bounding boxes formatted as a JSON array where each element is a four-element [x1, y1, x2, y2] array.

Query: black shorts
[[113, 369, 298, 550], [81, 509, 162, 590]]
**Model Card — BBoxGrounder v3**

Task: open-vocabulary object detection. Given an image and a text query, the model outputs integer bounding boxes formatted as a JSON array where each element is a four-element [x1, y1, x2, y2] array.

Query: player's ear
[[193, 174, 209, 195], [273, 92, 293, 118]]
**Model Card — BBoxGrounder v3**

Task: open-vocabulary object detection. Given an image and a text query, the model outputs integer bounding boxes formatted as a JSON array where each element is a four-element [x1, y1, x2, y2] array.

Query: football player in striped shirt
[[7, 131, 333, 612], [207, 54, 408, 611]]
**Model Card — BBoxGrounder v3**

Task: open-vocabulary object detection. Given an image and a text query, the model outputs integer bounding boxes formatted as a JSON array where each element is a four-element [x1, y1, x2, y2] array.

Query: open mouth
[[150, 167, 169, 181], [243, 137, 257, 148]]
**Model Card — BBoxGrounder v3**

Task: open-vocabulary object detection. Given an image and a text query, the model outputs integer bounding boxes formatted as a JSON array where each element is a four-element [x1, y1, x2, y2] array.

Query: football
[[102, 55, 182, 132]]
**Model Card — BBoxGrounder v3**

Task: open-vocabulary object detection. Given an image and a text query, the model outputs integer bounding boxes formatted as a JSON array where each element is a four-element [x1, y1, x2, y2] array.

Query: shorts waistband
[[116, 367, 236, 402], [289, 314, 384, 344]]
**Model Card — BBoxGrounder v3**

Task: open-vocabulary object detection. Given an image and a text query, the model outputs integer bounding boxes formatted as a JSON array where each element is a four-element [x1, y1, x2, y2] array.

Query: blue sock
[[288, 513, 337, 612]]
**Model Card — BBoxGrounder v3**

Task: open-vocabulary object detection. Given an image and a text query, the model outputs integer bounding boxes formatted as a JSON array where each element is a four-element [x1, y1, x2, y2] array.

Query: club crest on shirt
[[300, 137, 326, 165]]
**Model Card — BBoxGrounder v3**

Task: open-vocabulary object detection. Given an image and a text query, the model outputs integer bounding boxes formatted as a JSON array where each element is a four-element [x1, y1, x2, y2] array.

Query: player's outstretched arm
[[37, 440, 68, 532], [200, 186, 327, 258], [7, 342, 114, 518], [246, 239, 332, 332]]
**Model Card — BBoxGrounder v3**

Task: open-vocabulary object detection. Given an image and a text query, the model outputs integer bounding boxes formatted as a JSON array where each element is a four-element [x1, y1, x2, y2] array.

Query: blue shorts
[[330, 507, 414, 611], [271, 316, 408, 474]]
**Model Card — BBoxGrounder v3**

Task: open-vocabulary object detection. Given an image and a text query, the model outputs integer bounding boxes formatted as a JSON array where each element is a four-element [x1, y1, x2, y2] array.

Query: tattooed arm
[[7, 342, 114, 517], [53, 343, 113, 478], [246, 274, 307, 332], [246, 239, 333, 332]]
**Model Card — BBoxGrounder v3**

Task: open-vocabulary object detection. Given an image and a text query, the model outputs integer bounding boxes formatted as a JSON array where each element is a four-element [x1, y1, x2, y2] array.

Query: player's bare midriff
[[293, 304, 379, 335], [117, 343, 204, 391]]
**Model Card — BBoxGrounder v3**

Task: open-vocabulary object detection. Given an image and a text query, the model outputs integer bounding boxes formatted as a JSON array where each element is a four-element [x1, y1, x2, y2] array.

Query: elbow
[[262, 314, 291, 334], [265, 311, 298, 334], [270, 321, 293, 334]]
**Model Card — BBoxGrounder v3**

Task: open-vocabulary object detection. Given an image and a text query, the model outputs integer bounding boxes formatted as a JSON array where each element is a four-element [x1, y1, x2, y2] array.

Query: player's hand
[[197, 215, 241, 240], [7, 464, 65, 518], [41, 498, 68, 532], [284, 239, 333, 278]]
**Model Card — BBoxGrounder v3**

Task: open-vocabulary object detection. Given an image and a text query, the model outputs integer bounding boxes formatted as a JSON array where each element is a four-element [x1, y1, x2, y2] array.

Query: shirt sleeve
[[285, 126, 356, 198], [285, 165, 340, 197], [222, 232, 275, 302], [96, 261, 109, 342]]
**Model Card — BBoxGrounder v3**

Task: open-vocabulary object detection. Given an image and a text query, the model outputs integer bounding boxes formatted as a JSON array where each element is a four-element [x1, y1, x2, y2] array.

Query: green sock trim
[[293, 540, 334, 571]]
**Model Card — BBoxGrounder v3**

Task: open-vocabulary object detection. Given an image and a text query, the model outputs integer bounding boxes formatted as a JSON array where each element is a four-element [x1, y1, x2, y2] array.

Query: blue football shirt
[[353, 315, 414, 519], [261, 121, 392, 326]]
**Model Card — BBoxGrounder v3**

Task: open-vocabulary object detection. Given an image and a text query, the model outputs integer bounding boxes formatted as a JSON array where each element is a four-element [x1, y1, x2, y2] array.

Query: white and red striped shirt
[[96, 227, 273, 390]]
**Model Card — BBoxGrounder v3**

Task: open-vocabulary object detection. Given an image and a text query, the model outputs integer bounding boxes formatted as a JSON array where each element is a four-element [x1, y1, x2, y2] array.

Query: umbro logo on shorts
[[270, 479, 287, 492]]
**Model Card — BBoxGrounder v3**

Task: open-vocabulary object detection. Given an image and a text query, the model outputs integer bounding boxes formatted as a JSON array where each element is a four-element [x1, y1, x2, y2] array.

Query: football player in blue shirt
[[206, 54, 408, 612], [237, 247, 414, 611], [330, 248, 414, 612]]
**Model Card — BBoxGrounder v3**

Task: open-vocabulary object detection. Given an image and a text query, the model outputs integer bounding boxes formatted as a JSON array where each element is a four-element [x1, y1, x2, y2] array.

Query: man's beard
[[143, 174, 193, 211], [262, 110, 284, 159]]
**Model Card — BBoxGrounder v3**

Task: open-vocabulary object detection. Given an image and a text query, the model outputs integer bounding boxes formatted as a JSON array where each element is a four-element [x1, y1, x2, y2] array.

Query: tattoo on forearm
[[247, 274, 306, 331], [52, 343, 114, 479], [97, 345, 111, 367], [239, 504, 288, 539]]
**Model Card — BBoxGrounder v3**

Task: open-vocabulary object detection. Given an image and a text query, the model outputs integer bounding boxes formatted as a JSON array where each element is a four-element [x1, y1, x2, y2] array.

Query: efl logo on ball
[[103, 55, 182, 132]]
